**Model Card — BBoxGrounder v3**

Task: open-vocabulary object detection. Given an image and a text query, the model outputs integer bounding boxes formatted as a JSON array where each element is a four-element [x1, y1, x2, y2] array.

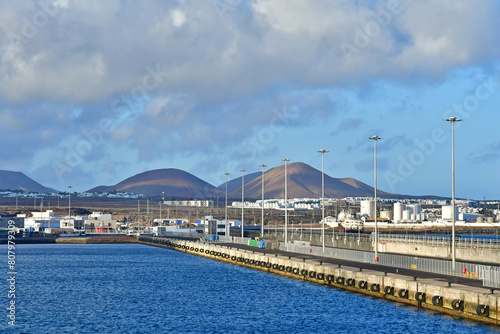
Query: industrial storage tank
[[394, 203, 403, 223], [407, 203, 422, 215], [380, 210, 393, 220], [441, 205, 459, 221], [487, 217, 494, 224], [360, 200, 375, 218], [476, 217, 484, 223]]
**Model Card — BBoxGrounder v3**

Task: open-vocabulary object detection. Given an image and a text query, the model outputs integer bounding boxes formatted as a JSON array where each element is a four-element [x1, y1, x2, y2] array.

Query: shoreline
[[0, 236, 139, 244]]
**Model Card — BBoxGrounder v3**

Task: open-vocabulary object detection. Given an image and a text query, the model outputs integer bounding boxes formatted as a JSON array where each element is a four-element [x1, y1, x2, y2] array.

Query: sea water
[[0, 243, 498, 333]]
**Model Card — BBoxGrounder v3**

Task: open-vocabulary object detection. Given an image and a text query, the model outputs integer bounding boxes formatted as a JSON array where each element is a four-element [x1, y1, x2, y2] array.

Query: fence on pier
[[151, 231, 500, 289]]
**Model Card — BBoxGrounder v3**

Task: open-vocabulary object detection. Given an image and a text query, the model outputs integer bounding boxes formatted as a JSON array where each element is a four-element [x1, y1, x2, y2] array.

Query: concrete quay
[[139, 236, 500, 326]]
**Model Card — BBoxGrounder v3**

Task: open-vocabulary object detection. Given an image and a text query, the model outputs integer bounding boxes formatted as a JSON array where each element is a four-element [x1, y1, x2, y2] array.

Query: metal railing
[[266, 229, 500, 250], [144, 231, 500, 288], [378, 233, 500, 250], [279, 242, 500, 288]]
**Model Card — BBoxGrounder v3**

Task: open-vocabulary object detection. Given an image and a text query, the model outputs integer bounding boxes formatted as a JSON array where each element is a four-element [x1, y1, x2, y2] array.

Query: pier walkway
[[215, 242, 490, 291]]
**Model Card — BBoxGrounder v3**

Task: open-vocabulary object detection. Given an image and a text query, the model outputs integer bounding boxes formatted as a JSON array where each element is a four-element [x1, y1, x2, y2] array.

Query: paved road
[[215, 242, 493, 290]]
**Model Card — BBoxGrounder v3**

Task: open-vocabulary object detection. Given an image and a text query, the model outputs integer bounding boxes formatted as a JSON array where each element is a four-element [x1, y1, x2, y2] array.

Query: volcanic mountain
[[0, 170, 59, 193], [217, 171, 261, 192], [87, 169, 223, 198], [225, 162, 395, 200]]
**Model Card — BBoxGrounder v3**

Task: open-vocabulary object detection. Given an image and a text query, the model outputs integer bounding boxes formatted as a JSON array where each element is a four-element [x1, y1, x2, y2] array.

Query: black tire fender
[[451, 299, 464, 311], [415, 292, 426, 303], [431, 295, 443, 306], [476, 304, 489, 317], [398, 289, 409, 299]]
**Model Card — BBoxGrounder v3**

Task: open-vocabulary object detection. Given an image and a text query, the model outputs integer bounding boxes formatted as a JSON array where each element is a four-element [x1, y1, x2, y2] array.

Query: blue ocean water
[[0, 243, 498, 333]]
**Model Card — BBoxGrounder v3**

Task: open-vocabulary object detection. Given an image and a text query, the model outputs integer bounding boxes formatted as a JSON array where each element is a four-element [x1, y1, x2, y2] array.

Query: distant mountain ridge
[[0, 170, 59, 193], [87, 168, 223, 199], [224, 162, 395, 200], [87, 163, 398, 199], [0, 163, 404, 199], [217, 171, 260, 192]]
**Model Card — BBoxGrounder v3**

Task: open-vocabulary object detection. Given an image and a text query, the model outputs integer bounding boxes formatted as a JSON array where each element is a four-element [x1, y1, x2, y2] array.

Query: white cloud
[[0, 0, 499, 103], [171, 9, 186, 28], [0, 0, 499, 194]]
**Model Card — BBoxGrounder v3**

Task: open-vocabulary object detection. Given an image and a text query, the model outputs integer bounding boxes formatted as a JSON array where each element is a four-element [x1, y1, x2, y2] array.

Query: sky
[[1, 0, 500, 199]]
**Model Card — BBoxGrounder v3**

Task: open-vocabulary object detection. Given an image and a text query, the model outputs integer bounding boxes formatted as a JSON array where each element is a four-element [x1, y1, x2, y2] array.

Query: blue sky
[[1, 0, 500, 199]]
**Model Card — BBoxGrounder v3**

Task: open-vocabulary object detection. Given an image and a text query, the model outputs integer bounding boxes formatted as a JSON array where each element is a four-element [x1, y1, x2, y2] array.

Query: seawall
[[55, 236, 138, 244], [140, 236, 500, 326], [0, 235, 139, 244]]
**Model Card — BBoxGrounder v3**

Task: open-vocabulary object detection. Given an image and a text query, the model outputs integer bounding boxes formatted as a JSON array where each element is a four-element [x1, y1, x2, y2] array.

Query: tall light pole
[[318, 149, 329, 253], [68, 185, 72, 218], [445, 116, 462, 269], [283, 159, 290, 246], [160, 191, 164, 223], [260, 165, 267, 238], [241, 169, 246, 239], [224, 173, 230, 237], [369, 136, 381, 262]]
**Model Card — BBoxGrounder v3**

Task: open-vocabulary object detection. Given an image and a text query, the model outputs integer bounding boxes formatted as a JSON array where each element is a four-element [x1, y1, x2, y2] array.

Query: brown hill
[[217, 171, 260, 192], [0, 170, 59, 193], [227, 162, 394, 199], [87, 169, 223, 199]]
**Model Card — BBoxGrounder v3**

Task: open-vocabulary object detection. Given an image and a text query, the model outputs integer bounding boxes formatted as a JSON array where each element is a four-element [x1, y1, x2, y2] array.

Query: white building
[[164, 200, 214, 207], [86, 212, 117, 232], [24, 210, 61, 232], [153, 218, 189, 226]]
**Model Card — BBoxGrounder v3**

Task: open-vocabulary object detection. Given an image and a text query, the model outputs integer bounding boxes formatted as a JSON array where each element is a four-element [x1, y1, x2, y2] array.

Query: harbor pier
[[140, 236, 500, 326]]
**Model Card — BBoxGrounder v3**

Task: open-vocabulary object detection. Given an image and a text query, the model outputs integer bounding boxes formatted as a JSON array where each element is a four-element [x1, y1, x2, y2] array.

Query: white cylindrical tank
[[402, 210, 411, 220], [441, 205, 459, 221], [408, 204, 422, 215], [360, 200, 375, 218], [380, 210, 393, 220], [487, 217, 494, 224], [476, 217, 484, 223], [394, 203, 403, 222]]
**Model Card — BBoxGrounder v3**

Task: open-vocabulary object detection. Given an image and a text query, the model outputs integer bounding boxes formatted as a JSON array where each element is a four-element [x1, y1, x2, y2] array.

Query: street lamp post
[[318, 149, 329, 253], [369, 136, 381, 262], [260, 165, 267, 238], [224, 173, 230, 237], [283, 159, 290, 246], [160, 191, 164, 223], [241, 169, 246, 239], [445, 116, 462, 270], [68, 186, 72, 218]]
